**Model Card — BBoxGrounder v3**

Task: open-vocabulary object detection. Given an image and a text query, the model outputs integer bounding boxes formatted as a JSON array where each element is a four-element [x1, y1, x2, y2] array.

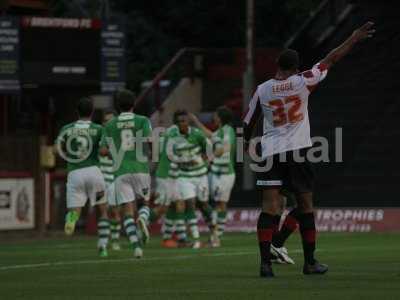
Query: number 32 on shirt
[[268, 95, 304, 127]]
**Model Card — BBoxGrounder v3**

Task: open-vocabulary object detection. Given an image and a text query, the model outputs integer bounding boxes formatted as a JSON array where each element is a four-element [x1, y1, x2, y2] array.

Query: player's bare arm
[[188, 113, 213, 138], [214, 146, 224, 158], [214, 141, 230, 158], [320, 21, 375, 68]]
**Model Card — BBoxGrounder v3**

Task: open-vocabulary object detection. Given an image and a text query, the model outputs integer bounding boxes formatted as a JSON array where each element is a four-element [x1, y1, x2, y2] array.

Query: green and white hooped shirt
[[210, 124, 236, 176], [167, 126, 209, 178]]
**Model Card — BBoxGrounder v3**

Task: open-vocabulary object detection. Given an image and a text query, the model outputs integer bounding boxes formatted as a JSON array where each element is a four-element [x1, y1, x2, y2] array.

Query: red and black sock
[[272, 215, 281, 236], [298, 212, 316, 265], [257, 212, 275, 265], [272, 208, 299, 248]]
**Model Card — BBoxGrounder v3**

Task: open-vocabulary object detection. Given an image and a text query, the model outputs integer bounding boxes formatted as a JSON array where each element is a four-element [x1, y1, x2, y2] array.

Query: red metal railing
[[134, 47, 202, 111]]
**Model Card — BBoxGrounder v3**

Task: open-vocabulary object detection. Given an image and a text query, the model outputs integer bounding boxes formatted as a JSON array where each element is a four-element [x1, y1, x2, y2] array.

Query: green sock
[[123, 216, 139, 248], [200, 204, 214, 230], [110, 220, 121, 241], [138, 206, 150, 224], [217, 211, 227, 237], [186, 208, 199, 240], [175, 211, 187, 242], [149, 208, 158, 223], [162, 207, 176, 240], [97, 218, 110, 249]]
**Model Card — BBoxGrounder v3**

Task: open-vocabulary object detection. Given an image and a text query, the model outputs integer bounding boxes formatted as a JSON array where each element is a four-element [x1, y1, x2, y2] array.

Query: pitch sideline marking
[[0, 249, 311, 272], [2, 243, 399, 272]]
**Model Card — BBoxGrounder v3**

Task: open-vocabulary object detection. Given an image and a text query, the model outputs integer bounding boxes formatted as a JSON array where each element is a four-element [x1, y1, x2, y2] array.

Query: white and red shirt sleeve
[[301, 62, 329, 92], [243, 89, 262, 142]]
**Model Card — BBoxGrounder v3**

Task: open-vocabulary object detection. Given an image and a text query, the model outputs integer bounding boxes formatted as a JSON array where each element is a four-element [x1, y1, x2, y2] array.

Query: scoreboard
[[0, 16, 125, 93], [0, 17, 20, 93]]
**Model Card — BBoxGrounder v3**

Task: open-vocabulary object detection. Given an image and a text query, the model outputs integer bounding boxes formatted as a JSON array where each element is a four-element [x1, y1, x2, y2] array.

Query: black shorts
[[255, 148, 315, 194]]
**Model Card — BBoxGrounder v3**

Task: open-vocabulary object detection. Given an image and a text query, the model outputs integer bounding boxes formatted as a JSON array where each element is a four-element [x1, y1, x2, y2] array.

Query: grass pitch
[[1, 232, 399, 300]]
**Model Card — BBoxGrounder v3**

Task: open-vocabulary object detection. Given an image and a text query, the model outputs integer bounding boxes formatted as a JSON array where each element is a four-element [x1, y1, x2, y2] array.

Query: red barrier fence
[[149, 208, 400, 234]]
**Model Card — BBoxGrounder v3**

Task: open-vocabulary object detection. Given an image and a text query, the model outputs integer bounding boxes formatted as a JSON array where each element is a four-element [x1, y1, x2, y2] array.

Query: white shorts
[[106, 182, 117, 206], [210, 173, 235, 202], [154, 177, 177, 206], [177, 175, 209, 202], [66, 166, 106, 209], [114, 173, 150, 205]]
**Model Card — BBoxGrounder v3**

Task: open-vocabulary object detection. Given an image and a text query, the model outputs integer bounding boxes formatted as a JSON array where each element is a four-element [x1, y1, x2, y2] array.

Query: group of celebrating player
[[56, 21, 375, 278], [56, 89, 237, 259]]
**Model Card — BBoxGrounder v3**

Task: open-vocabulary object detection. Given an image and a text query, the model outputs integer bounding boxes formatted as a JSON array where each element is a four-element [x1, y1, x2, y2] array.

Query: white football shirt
[[243, 63, 328, 159]]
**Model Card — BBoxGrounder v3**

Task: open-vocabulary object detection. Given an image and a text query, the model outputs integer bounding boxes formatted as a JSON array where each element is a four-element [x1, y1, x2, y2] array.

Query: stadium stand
[[299, 0, 400, 206]]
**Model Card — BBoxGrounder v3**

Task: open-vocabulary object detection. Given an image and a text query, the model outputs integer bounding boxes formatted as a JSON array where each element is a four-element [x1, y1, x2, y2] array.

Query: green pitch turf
[[1, 232, 399, 300]]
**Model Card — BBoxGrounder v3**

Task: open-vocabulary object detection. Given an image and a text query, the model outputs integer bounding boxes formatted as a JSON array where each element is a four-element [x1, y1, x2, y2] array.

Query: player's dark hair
[[277, 49, 300, 71], [216, 106, 233, 125], [173, 109, 188, 124], [103, 107, 117, 116], [114, 89, 135, 112], [77, 97, 93, 118]]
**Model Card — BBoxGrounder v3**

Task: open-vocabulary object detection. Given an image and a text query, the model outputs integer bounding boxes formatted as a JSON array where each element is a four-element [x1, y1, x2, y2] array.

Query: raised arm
[[99, 126, 110, 157], [188, 113, 213, 138], [320, 21, 375, 68]]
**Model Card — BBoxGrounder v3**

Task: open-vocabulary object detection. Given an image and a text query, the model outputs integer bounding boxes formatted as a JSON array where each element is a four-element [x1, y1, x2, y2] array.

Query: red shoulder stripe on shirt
[[318, 63, 329, 72]]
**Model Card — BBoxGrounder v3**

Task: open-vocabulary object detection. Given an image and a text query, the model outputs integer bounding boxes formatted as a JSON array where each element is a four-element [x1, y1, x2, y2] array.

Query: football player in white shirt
[[243, 22, 375, 278]]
